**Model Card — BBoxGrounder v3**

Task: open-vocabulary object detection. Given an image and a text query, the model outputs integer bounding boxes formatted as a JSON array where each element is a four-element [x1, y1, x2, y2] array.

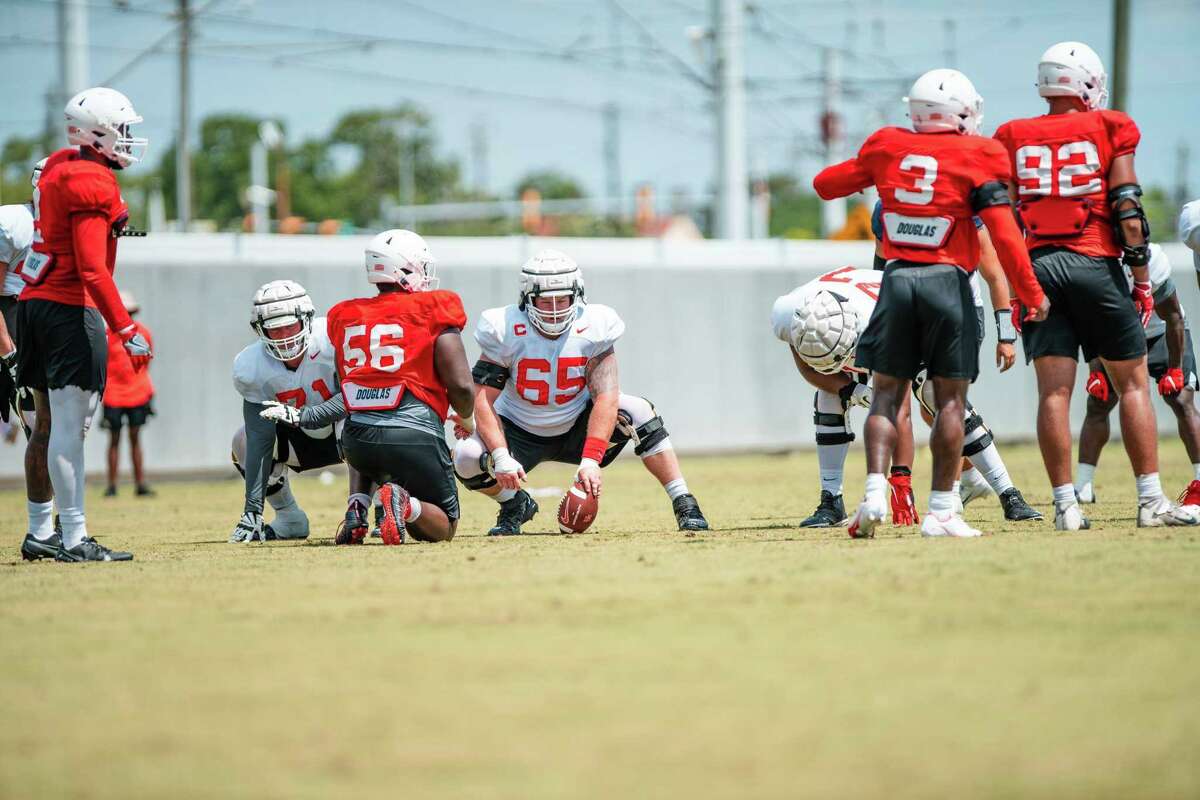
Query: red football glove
[[1010, 299, 1024, 334], [888, 472, 919, 526], [1085, 370, 1110, 402], [1158, 367, 1186, 397], [1131, 280, 1154, 328]]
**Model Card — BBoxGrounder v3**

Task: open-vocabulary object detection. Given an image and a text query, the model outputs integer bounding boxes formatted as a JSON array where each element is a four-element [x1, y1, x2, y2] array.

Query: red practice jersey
[[815, 127, 1012, 270], [994, 110, 1139, 258], [20, 148, 133, 332], [103, 321, 154, 407], [326, 289, 467, 420]]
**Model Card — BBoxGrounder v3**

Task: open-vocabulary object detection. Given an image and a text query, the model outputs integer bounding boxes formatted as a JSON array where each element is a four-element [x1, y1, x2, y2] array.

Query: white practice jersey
[[771, 267, 881, 348], [0, 203, 33, 298], [232, 316, 338, 439], [476, 302, 625, 437]]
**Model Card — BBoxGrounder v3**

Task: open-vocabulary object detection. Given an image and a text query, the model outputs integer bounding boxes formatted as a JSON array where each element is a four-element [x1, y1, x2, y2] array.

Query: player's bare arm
[[433, 329, 476, 423], [1154, 292, 1186, 376], [976, 204, 1049, 322], [469, 358, 524, 491], [792, 349, 852, 394], [975, 227, 1017, 371], [578, 346, 619, 497]]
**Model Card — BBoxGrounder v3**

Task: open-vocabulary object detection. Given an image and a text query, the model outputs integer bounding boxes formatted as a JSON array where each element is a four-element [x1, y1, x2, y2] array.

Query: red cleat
[[378, 483, 410, 545], [1178, 480, 1200, 508], [889, 472, 920, 526], [335, 499, 368, 545]]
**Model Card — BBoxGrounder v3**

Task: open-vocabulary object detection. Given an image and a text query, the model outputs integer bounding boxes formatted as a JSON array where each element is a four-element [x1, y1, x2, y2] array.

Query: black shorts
[[15, 298, 107, 392], [499, 403, 630, 475], [1020, 247, 1146, 363], [275, 423, 341, 472], [1096, 329, 1198, 394], [855, 262, 979, 381], [340, 421, 460, 520], [101, 401, 154, 431]]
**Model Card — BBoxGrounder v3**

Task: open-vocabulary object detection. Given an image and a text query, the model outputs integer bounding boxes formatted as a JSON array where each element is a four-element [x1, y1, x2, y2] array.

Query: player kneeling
[[230, 281, 374, 543], [453, 249, 709, 535], [263, 230, 475, 543]]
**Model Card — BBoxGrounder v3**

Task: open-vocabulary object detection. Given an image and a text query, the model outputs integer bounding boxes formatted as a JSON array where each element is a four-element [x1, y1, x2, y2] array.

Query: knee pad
[[453, 436, 497, 490], [961, 405, 994, 457], [912, 370, 937, 418], [617, 395, 671, 456], [814, 390, 854, 446]]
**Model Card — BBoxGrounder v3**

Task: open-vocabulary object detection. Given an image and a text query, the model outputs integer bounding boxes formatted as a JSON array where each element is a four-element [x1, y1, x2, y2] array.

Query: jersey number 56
[[341, 324, 405, 373]]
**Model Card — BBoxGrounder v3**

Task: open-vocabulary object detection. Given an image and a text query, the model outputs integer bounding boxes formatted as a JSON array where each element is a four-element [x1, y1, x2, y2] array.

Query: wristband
[[492, 447, 510, 461], [582, 436, 607, 463], [995, 309, 1017, 343]]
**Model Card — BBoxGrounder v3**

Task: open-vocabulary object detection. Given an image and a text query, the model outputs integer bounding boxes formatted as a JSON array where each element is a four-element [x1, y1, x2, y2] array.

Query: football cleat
[[1076, 483, 1096, 504], [847, 495, 887, 539], [103, 485, 117, 498], [371, 502, 383, 538], [1000, 488, 1043, 521], [56, 537, 134, 562], [799, 491, 847, 528], [1137, 496, 1200, 528], [1054, 501, 1091, 531], [335, 501, 368, 545], [1177, 479, 1200, 509], [888, 472, 919, 526], [488, 490, 539, 536], [20, 532, 62, 561], [378, 483, 410, 545], [920, 511, 982, 538], [672, 494, 710, 532]]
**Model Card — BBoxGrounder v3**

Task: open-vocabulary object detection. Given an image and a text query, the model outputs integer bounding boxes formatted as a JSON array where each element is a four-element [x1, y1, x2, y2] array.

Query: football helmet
[[905, 69, 983, 135], [251, 280, 315, 361], [64, 87, 148, 169], [518, 249, 585, 336], [364, 229, 437, 291], [31, 157, 47, 189], [1037, 41, 1108, 110], [791, 290, 860, 375]]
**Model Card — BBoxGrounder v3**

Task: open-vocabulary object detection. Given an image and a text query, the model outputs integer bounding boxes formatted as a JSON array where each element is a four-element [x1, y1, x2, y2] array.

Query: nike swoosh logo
[[309, 351, 318, 360], [575, 326, 589, 333]]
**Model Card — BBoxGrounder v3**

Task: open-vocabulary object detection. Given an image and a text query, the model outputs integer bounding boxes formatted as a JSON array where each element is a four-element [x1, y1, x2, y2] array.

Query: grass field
[[2, 442, 1199, 799]]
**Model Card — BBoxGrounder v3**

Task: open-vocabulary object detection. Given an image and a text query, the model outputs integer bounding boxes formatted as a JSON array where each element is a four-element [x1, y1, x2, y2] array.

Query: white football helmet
[[31, 157, 48, 189], [519, 249, 585, 336], [364, 229, 437, 291], [791, 291, 861, 375], [1037, 41, 1108, 110], [905, 69, 984, 135], [64, 87, 148, 169], [251, 280, 315, 361]]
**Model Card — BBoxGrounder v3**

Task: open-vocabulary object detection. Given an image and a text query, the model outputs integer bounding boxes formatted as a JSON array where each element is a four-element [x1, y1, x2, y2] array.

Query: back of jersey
[[994, 110, 1139, 258], [858, 127, 1011, 270], [327, 289, 467, 419]]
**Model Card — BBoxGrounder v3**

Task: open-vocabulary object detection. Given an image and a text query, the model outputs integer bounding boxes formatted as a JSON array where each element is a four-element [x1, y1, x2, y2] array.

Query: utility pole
[[820, 47, 846, 236], [1111, 0, 1130, 111], [712, 0, 748, 239], [1176, 141, 1191, 227], [58, 0, 89, 143], [943, 18, 957, 68], [605, 1, 623, 218], [176, 0, 192, 229]]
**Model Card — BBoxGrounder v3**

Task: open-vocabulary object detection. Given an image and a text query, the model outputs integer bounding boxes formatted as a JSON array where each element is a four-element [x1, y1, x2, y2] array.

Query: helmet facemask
[[524, 288, 580, 337], [254, 313, 313, 361], [251, 280, 316, 361]]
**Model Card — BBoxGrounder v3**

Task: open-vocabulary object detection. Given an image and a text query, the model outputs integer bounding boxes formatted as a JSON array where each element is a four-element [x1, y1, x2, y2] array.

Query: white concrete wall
[[1, 234, 1196, 479]]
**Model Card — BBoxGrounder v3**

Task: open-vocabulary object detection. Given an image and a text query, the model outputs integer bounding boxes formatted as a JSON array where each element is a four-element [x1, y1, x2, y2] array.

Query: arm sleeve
[[298, 392, 348, 429], [1105, 111, 1141, 157], [71, 212, 133, 332], [813, 158, 872, 200], [241, 399, 277, 515], [977, 204, 1045, 309]]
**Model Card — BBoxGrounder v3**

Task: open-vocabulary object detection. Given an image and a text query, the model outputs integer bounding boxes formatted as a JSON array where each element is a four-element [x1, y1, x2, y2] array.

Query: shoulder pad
[[232, 345, 270, 403], [582, 303, 625, 346], [58, 161, 121, 215], [474, 306, 515, 365]]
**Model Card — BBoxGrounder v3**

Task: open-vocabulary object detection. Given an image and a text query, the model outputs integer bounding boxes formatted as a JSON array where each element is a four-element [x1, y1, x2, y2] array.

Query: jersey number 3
[[341, 324, 405, 373], [895, 154, 938, 205]]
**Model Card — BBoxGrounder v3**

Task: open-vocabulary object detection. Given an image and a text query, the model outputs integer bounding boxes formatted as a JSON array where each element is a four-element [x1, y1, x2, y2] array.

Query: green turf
[[2, 443, 1199, 799]]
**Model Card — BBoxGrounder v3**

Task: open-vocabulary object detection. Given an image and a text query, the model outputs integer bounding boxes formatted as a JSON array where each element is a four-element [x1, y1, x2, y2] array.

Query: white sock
[[1135, 473, 1163, 504], [663, 478, 689, 501], [1193, 464, 1200, 481], [27, 500, 53, 540], [928, 490, 956, 515], [952, 479, 962, 496], [817, 442, 849, 496], [348, 492, 371, 511], [961, 467, 988, 491], [864, 472, 886, 505], [405, 497, 422, 523], [495, 488, 517, 503], [1052, 484, 1076, 507], [1075, 463, 1096, 493], [969, 443, 1015, 494]]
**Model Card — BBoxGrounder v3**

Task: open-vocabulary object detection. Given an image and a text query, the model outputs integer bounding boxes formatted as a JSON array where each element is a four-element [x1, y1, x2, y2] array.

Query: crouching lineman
[[452, 249, 709, 535], [262, 230, 475, 544], [1075, 243, 1200, 505], [230, 280, 372, 543], [772, 267, 1040, 531]]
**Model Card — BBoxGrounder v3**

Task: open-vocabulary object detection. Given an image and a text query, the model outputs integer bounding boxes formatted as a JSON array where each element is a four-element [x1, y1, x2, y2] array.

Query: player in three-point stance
[[994, 41, 1198, 529], [229, 280, 374, 543], [17, 87, 153, 562], [814, 68, 1047, 538], [265, 230, 475, 544], [452, 249, 709, 536], [1074, 244, 1200, 507]]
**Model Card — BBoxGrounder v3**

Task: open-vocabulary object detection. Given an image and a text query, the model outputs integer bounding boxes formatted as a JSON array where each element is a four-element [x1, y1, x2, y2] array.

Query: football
[[557, 481, 599, 534]]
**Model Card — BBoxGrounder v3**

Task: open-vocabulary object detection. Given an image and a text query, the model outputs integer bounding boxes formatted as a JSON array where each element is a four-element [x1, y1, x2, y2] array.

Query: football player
[[230, 280, 373, 543], [1075, 244, 1200, 505], [814, 68, 1047, 538], [451, 249, 710, 536], [17, 88, 152, 563], [773, 267, 1040, 530], [263, 230, 475, 544], [0, 160, 42, 442], [994, 42, 1196, 529]]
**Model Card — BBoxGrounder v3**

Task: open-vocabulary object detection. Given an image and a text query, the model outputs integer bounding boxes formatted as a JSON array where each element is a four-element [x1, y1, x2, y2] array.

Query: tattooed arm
[[577, 347, 619, 496]]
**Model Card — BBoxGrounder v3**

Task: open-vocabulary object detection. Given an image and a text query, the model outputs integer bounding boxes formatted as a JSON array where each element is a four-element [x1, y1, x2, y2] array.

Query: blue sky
[[4, 0, 1197, 201]]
